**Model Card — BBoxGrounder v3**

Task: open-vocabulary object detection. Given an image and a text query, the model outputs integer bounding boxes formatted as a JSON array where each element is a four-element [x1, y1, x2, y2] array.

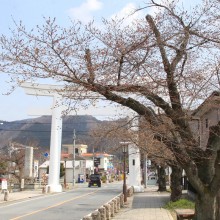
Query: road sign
[[94, 157, 100, 167], [2, 179, 7, 190], [44, 152, 49, 157]]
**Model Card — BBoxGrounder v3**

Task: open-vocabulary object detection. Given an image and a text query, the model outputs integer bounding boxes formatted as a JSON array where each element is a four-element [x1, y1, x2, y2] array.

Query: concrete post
[[127, 186, 134, 197], [42, 185, 46, 194], [120, 193, 124, 207], [113, 199, 118, 213], [82, 216, 93, 220], [116, 197, 120, 210], [20, 179, 24, 191], [103, 204, 111, 220], [91, 211, 101, 220], [98, 207, 106, 220], [4, 190, 9, 201], [109, 201, 115, 217]]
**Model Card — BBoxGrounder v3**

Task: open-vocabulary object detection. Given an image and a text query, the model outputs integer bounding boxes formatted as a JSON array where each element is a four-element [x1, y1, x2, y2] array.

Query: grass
[[164, 199, 195, 210]]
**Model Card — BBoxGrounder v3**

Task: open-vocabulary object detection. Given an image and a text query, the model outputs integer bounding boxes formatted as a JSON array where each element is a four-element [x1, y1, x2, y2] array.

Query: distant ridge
[[0, 115, 104, 151]]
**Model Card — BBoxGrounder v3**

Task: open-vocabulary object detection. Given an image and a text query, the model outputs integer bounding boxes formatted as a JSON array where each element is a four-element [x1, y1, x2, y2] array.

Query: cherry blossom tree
[[1, 0, 220, 219]]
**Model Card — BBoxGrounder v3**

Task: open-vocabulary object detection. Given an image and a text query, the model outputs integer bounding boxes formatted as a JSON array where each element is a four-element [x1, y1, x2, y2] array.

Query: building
[[62, 144, 88, 155], [39, 144, 114, 184], [81, 152, 114, 175], [38, 154, 93, 184], [191, 91, 220, 149]]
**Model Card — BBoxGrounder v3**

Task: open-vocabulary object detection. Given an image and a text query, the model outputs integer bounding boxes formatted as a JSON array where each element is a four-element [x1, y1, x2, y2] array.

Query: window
[[133, 159, 135, 166], [205, 119, 209, 128]]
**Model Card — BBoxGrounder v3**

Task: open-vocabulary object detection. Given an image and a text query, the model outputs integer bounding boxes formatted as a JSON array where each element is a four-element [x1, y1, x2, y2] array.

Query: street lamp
[[72, 129, 76, 187], [64, 158, 67, 189], [120, 142, 129, 202]]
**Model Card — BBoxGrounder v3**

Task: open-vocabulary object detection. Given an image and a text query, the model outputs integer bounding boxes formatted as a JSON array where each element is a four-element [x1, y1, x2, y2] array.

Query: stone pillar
[[91, 211, 101, 220], [116, 197, 120, 210], [120, 193, 124, 207], [109, 201, 115, 217], [24, 147, 33, 177], [98, 207, 106, 220], [103, 204, 111, 220], [127, 186, 134, 197], [113, 199, 118, 213], [83, 216, 92, 220], [47, 94, 63, 193], [4, 190, 9, 201]]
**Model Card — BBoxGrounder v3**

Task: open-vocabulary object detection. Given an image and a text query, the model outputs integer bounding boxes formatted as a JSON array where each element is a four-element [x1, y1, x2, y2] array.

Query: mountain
[[0, 115, 106, 152]]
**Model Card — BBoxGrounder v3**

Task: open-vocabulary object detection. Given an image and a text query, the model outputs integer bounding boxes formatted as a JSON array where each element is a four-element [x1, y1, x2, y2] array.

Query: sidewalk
[[0, 189, 44, 204], [112, 186, 174, 220], [0, 183, 89, 204]]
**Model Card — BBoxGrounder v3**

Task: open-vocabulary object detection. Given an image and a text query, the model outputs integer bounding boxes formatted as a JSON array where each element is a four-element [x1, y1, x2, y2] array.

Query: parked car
[[88, 174, 101, 187]]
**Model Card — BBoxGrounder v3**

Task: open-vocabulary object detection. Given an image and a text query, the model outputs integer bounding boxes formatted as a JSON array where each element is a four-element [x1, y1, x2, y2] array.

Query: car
[[88, 174, 101, 187]]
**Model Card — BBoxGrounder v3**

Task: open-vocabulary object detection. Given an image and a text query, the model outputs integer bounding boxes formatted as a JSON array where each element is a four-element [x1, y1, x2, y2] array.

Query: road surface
[[0, 182, 122, 220]]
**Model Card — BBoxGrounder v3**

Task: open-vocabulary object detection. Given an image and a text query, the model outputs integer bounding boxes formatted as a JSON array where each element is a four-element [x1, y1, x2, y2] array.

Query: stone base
[[46, 184, 62, 193], [133, 185, 144, 192]]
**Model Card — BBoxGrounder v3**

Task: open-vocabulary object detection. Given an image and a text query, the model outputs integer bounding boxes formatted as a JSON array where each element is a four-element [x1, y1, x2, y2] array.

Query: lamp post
[[72, 129, 76, 187], [120, 142, 129, 202], [64, 158, 67, 189]]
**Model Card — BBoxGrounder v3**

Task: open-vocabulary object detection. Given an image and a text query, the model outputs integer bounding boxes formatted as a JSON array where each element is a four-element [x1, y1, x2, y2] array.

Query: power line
[[0, 120, 122, 125], [0, 129, 92, 133]]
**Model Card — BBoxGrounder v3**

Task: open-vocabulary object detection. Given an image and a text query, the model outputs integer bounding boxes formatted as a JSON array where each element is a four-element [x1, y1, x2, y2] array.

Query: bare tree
[[1, 0, 220, 219]]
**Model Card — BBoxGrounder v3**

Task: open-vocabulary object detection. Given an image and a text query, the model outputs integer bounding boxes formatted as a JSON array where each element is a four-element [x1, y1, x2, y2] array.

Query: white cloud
[[68, 0, 103, 23], [110, 3, 144, 25], [148, 0, 187, 16]]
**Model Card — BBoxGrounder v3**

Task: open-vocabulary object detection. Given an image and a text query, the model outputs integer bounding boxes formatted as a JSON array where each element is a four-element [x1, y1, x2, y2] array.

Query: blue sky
[[0, 0, 146, 121], [0, 0, 201, 121]]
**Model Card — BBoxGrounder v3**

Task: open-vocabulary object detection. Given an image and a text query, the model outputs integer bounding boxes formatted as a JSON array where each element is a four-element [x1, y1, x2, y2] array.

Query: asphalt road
[[0, 182, 122, 220]]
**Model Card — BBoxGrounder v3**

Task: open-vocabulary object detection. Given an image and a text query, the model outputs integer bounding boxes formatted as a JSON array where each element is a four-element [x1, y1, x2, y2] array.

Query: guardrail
[[81, 186, 134, 220]]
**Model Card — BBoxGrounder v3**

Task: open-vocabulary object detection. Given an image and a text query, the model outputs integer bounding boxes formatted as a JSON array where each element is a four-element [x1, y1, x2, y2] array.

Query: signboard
[[2, 179, 7, 190], [34, 160, 39, 178], [44, 152, 49, 158], [94, 157, 100, 167], [21, 179, 24, 189]]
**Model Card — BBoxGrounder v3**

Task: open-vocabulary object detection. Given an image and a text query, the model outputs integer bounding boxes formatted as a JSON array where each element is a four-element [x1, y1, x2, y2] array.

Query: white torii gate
[[21, 82, 143, 193], [21, 83, 65, 192]]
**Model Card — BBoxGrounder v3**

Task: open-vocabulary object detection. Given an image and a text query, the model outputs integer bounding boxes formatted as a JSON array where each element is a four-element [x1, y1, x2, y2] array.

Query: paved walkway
[[112, 186, 174, 220]]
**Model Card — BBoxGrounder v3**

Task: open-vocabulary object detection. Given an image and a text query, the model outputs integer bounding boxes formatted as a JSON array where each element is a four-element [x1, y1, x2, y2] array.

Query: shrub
[[164, 199, 195, 210]]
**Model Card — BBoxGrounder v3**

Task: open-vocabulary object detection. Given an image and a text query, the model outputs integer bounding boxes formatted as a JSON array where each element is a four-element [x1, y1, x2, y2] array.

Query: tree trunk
[[170, 165, 182, 202], [157, 165, 167, 191], [194, 193, 217, 220], [216, 190, 220, 220]]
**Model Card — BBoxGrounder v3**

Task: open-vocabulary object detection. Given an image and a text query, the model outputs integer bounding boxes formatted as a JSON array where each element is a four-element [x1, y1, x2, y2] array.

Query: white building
[[39, 155, 94, 184]]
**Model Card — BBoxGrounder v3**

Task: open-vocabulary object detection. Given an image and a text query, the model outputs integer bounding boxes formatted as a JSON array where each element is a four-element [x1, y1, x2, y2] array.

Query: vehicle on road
[[88, 174, 101, 187]]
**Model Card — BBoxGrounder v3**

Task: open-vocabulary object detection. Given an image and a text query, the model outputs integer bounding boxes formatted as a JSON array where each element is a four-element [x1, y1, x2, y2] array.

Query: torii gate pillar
[[47, 94, 63, 192], [21, 83, 64, 193]]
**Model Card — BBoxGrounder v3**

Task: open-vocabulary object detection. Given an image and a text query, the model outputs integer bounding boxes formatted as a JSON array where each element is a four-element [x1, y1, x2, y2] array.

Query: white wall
[[128, 143, 142, 187]]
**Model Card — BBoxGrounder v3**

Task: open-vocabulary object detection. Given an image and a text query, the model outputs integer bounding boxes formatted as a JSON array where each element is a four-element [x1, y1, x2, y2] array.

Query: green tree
[[47, 163, 65, 178], [0, 161, 7, 175]]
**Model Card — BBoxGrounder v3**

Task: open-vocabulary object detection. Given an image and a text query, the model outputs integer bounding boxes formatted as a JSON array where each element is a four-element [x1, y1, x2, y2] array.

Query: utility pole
[[93, 146, 95, 174], [72, 129, 76, 187], [144, 153, 148, 188]]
